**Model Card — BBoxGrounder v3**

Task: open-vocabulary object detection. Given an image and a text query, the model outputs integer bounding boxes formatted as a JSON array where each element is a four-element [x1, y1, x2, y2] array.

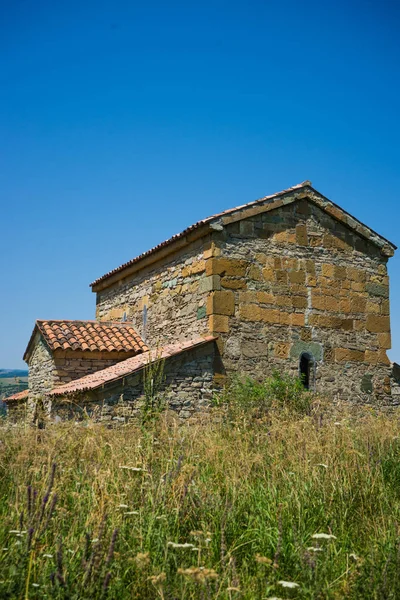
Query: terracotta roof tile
[[90, 181, 396, 290], [49, 336, 216, 397], [3, 389, 29, 403], [24, 320, 148, 361]]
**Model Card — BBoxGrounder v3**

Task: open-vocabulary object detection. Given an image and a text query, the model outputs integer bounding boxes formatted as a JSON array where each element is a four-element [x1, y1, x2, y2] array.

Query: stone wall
[[204, 199, 392, 401], [94, 238, 212, 347], [92, 193, 394, 403], [52, 350, 138, 384], [50, 342, 216, 422], [27, 334, 57, 400]]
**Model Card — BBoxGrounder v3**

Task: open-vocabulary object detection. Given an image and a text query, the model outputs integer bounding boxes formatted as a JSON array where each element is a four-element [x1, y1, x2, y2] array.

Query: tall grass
[[1, 390, 400, 598]]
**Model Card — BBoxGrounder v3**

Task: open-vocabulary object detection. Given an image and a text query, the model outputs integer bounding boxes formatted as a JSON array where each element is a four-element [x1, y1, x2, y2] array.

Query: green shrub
[[214, 370, 311, 417]]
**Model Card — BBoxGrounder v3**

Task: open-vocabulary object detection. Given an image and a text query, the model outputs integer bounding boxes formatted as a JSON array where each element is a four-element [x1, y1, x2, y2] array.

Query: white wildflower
[[334, 422, 341, 426], [119, 466, 146, 472], [9, 530, 21, 534], [118, 504, 129, 509], [124, 511, 139, 516], [43, 554, 53, 558], [349, 553, 359, 561], [277, 581, 300, 588], [312, 533, 337, 540], [2, 548, 8, 551], [307, 547, 323, 552], [167, 542, 195, 549], [67, 549, 74, 554], [32, 583, 40, 588]]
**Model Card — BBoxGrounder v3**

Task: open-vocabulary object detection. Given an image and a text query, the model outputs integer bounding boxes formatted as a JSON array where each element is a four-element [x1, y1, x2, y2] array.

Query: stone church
[[5, 181, 399, 421]]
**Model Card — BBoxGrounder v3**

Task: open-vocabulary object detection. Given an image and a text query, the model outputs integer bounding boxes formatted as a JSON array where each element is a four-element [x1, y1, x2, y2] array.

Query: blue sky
[[1, 0, 399, 368]]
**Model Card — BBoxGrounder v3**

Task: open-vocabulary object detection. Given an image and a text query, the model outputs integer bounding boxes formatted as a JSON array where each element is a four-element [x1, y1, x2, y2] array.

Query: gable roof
[[24, 320, 148, 361], [3, 389, 29, 403], [49, 336, 216, 397], [90, 181, 396, 292]]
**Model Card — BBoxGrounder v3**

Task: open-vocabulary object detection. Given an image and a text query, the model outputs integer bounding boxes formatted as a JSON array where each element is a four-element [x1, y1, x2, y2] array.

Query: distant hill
[[0, 369, 28, 379], [0, 370, 28, 406]]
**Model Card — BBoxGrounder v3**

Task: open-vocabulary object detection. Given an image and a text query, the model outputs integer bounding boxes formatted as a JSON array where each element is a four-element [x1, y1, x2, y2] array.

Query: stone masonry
[[92, 183, 396, 404], [50, 342, 215, 422]]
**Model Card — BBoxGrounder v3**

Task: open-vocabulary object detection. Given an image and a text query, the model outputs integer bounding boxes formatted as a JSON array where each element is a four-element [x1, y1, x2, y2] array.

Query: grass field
[[1, 381, 400, 599]]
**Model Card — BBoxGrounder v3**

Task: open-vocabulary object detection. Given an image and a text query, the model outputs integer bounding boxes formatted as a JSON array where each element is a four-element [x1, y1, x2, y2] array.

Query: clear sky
[[1, 0, 399, 369]]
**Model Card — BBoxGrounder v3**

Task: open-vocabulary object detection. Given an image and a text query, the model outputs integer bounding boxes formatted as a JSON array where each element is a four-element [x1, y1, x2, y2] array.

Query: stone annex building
[[5, 181, 400, 421]]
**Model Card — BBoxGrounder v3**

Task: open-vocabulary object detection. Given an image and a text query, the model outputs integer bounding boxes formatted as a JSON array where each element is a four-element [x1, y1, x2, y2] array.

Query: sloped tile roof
[[90, 181, 396, 290], [24, 320, 148, 361], [49, 336, 216, 397], [3, 389, 29, 403]]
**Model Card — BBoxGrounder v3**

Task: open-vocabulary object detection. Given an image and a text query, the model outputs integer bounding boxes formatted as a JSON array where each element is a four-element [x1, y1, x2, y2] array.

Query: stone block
[[347, 267, 366, 282], [191, 260, 206, 274], [288, 270, 306, 284], [296, 224, 308, 246], [242, 340, 269, 358], [279, 311, 291, 325], [366, 300, 380, 314], [275, 295, 292, 307], [260, 308, 281, 324], [366, 315, 390, 333], [365, 349, 390, 365], [339, 298, 351, 313], [366, 283, 389, 298], [248, 264, 263, 281], [208, 314, 230, 333], [334, 266, 347, 280], [282, 257, 299, 270], [276, 270, 288, 284], [273, 230, 288, 243], [262, 267, 275, 281], [304, 259, 316, 275], [381, 300, 390, 315], [335, 348, 365, 362], [257, 291, 275, 304], [198, 275, 221, 293], [206, 258, 249, 277], [321, 263, 335, 277], [351, 281, 366, 292], [220, 277, 246, 289], [239, 304, 262, 321], [325, 296, 338, 312], [207, 291, 235, 316], [239, 291, 258, 303], [290, 340, 322, 361], [306, 275, 317, 287], [291, 313, 305, 326], [273, 342, 291, 359], [203, 242, 221, 259], [350, 297, 367, 313]]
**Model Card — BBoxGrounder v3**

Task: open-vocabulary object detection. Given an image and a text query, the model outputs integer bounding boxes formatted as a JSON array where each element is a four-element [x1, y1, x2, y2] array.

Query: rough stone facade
[[50, 343, 215, 422], [26, 332, 138, 414], [93, 190, 394, 403], [206, 200, 392, 401], [95, 237, 213, 346]]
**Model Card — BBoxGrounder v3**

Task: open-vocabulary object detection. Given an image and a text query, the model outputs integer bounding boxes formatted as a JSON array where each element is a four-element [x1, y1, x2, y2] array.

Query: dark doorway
[[299, 352, 313, 389]]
